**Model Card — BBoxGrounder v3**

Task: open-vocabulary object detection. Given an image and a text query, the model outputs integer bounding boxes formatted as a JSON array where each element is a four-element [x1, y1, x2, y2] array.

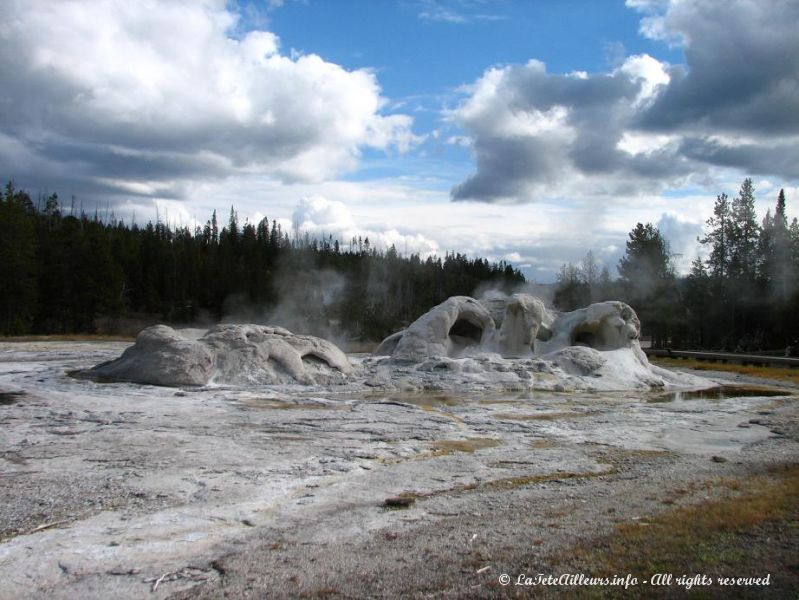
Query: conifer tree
[[618, 223, 675, 347], [553, 262, 590, 311], [729, 178, 760, 281], [700, 193, 731, 280], [770, 189, 792, 302], [0, 183, 38, 333]]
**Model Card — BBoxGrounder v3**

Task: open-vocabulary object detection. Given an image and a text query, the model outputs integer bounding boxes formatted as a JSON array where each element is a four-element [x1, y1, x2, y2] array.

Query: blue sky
[[267, 1, 682, 95], [2, 0, 797, 281], [265, 0, 684, 183]]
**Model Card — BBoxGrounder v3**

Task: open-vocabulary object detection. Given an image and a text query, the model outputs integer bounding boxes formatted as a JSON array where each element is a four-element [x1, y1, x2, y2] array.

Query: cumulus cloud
[[450, 56, 688, 202], [291, 196, 357, 233], [633, 0, 799, 135], [0, 0, 415, 201], [655, 212, 705, 274], [451, 0, 799, 203], [289, 196, 440, 257]]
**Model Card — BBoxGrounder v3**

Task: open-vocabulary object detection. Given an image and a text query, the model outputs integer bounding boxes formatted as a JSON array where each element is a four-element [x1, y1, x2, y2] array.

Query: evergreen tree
[[0, 182, 38, 333], [618, 223, 672, 294], [553, 263, 590, 311], [0, 180, 525, 340], [767, 189, 792, 303], [9, 176, 796, 349], [700, 193, 731, 280], [580, 250, 600, 302], [617, 222, 676, 347], [729, 178, 760, 281], [596, 266, 616, 301], [683, 257, 711, 347]]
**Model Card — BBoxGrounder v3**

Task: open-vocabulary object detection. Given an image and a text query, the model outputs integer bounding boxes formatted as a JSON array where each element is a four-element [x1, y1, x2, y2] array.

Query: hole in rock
[[571, 324, 615, 350], [0, 392, 25, 406], [302, 353, 333, 369], [448, 318, 483, 346], [573, 330, 597, 348]]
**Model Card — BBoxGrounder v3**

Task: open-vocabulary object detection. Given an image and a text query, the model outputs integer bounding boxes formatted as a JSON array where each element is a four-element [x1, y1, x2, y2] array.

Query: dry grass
[[389, 468, 618, 505], [428, 437, 503, 456], [591, 448, 676, 468], [652, 356, 799, 385], [477, 469, 617, 492], [381, 437, 503, 465], [529, 438, 560, 449], [550, 464, 799, 598]]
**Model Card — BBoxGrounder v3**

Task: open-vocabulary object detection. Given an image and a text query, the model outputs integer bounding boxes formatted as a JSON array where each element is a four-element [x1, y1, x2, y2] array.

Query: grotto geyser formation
[[86, 294, 705, 391], [365, 294, 694, 391]]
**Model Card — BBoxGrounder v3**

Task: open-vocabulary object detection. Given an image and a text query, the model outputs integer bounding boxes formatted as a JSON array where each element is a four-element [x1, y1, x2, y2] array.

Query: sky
[[2, 0, 798, 282]]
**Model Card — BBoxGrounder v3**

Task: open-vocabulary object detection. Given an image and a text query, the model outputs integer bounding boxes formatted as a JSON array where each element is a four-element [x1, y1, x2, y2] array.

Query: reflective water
[[649, 385, 791, 403]]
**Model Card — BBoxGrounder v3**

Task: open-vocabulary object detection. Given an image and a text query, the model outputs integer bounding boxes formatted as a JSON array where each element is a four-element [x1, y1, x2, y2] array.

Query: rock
[[546, 346, 607, 376], [91, 297, 707, 392], [537, 301, 641, 355], [89, 325, 214, 386], [375, 297, 641, 363], [479, 290, 510, 328], [387, 296, 496, 362], [370, 294, 706, 391], [87, 324, 352, 387], [202, 324, 351, 385], [372, 330, 404, 357], [496, 294, 552, 357], [377, 294, 554, 362]]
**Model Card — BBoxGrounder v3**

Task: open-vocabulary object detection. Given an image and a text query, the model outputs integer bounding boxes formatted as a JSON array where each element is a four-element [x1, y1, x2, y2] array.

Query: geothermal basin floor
[[0, 341, 797, 599]]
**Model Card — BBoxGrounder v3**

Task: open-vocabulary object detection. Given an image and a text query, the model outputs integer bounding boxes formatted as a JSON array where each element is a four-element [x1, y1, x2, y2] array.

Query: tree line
[[0, 181, 524, 341], [554, 179, 799, 352]]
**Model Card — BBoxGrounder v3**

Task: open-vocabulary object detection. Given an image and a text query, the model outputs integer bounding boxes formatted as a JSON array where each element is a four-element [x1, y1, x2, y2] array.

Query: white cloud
[[292, 196, 357, 232], [416, 0, 505, 24], [655, 212, 705, 274], [450, 54, 697, 203], [450, 0, 799, 204], [618, 53, 670, 106], [617, 132, 678, 156], [0, 0, 415, 197], [289, 195, 440, 257], [3, 0, 794, 286]]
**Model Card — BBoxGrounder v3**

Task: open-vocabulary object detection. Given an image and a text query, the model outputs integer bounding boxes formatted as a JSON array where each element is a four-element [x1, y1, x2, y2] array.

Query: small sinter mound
[[87, 324, 351, 386]]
